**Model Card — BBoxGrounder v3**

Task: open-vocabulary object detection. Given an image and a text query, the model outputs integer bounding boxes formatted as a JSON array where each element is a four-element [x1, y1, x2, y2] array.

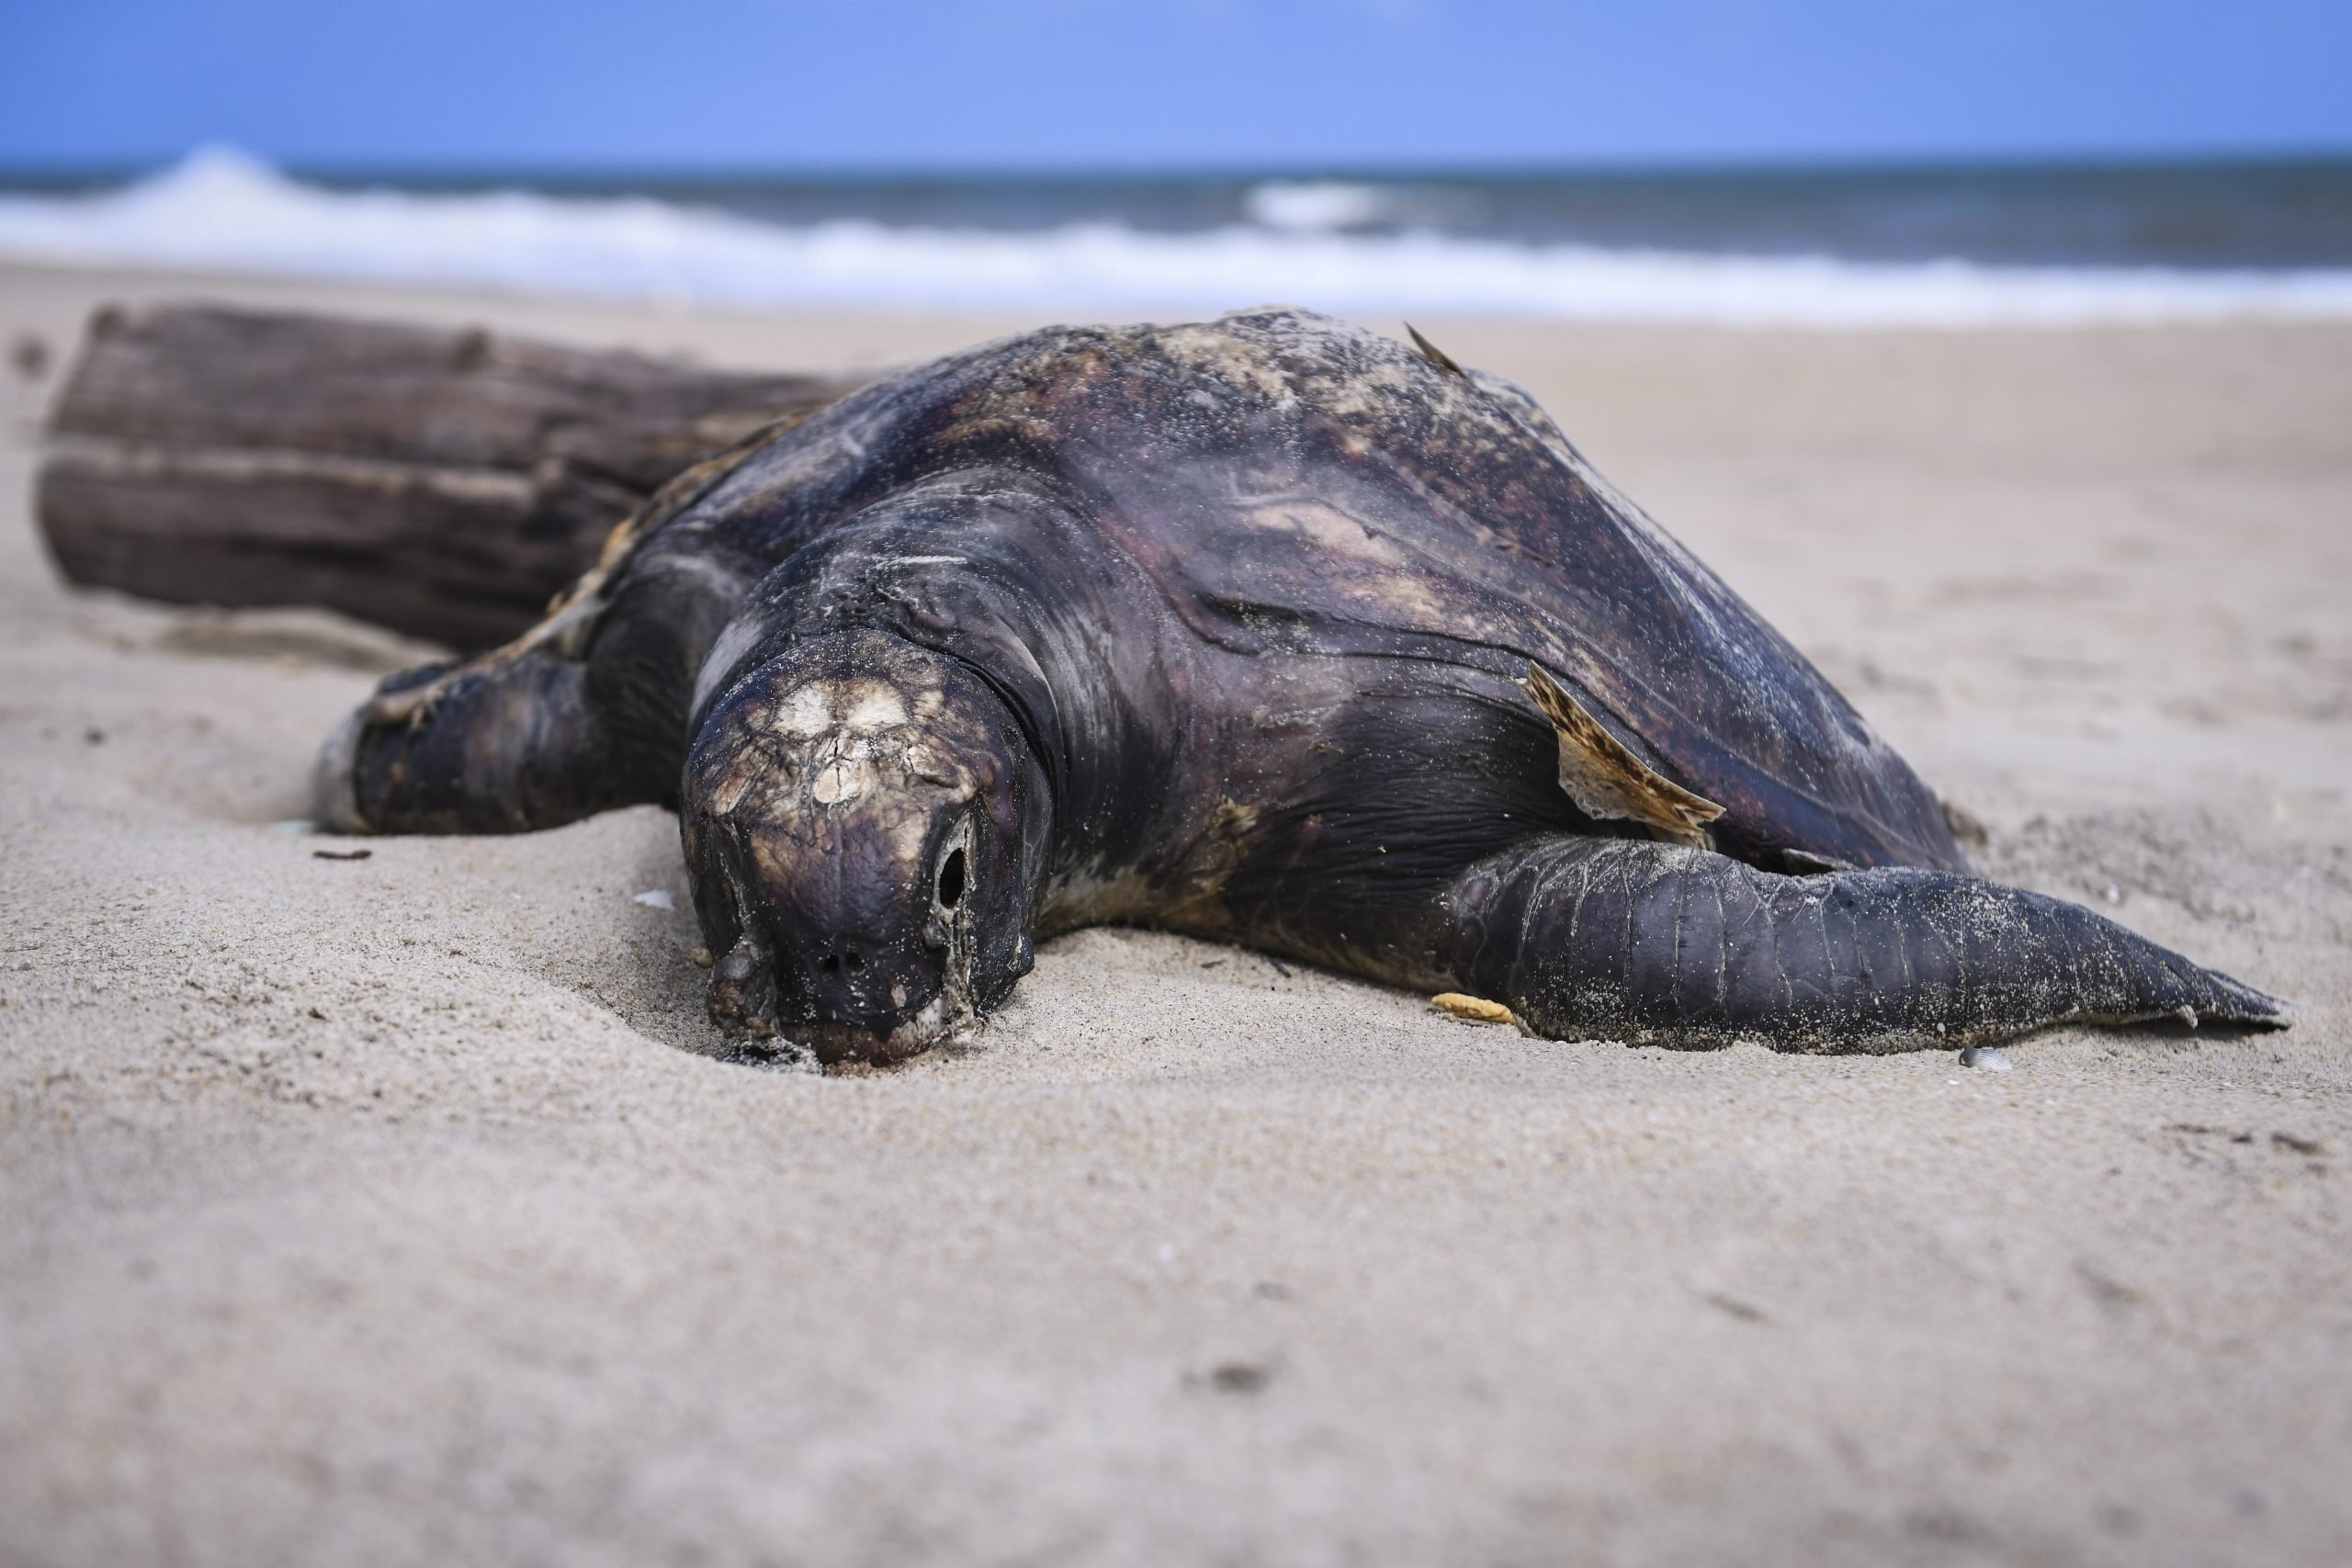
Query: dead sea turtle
[[314, 308, 2285, 1064]]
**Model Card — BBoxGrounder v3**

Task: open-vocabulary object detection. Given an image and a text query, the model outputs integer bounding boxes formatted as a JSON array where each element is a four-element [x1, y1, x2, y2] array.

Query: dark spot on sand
[[1904, 1506, 1991, 1546], [11, 334, 49, 381], [1206, 1361, 1272, 1394], [2168, 1122, 2257, 1145], [1702, 1290, 1771, 1324], [2075, 1261, 2143, 1314], [312, 848, 372, 861], [2271, 1131, 2324, 1156]]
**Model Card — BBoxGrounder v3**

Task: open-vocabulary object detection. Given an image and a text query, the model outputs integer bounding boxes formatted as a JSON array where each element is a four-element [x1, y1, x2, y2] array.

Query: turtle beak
[[778, 908, 968, 1065], [790, 928, 924, 1048], [707, 935, 777, 1039], [706, 931, 914, 1066], [698, 857, 969, 1066]]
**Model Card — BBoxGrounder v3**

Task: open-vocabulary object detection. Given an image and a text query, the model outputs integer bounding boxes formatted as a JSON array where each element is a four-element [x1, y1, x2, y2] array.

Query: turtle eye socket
[[936, 846, 967, 908]]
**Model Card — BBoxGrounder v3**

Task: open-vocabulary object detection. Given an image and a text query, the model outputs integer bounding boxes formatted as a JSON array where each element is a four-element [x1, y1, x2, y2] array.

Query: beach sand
[[3, 259, 2348, 1565]]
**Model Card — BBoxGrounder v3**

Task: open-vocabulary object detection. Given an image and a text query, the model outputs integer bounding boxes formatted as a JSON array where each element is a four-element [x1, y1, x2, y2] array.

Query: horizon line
[[6, 144, 2352, 189]]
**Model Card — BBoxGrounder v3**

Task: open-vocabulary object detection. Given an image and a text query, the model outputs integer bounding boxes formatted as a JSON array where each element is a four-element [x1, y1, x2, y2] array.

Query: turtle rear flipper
[[1440, 836, 2287, 1052]]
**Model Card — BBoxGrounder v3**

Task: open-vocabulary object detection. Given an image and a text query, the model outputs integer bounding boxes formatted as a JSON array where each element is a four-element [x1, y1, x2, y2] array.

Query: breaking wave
[[5, 148, 2351, 328]]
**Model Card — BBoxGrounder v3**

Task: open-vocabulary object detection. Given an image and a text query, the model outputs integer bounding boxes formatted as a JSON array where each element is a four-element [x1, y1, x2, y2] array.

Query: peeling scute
[[1521, 663, 1725, 850]]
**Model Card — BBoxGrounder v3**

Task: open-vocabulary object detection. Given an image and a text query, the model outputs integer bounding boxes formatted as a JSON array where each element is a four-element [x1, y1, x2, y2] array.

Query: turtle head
[[682, 630, 1047, 1065]]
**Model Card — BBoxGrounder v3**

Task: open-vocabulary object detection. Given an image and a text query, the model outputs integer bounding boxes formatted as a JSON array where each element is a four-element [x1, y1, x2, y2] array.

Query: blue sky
[[3, 0, 2347, 171]]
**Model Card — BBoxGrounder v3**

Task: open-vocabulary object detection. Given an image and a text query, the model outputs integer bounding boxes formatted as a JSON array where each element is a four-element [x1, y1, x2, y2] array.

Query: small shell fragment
[[1431, 992, 1516, 1026], [632, 889, 676, 911], [1957, 1045, 2012, 1072]]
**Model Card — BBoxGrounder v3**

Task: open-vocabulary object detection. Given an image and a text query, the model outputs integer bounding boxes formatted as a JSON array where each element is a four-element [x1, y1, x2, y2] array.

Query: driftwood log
[[36, 304, 870, 649]]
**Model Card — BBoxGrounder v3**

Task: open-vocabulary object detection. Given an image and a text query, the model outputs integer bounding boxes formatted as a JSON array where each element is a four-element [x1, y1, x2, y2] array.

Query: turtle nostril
[[844, 948, 865, 973], [819, 953, 841, 976]]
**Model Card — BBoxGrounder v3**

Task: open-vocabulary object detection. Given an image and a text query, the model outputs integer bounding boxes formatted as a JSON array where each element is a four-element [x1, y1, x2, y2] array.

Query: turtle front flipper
[[314, 545, 743, 835], [313, 644, 644, 834], [1438, 837, 2286, 1052]]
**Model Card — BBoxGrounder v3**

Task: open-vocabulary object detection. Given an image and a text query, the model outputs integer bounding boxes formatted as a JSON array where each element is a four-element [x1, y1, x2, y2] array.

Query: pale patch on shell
[[1158, 323, 1295, 402], [810, 751, 877, 805], [1311, 359, 1423, 421], [775, 683, 836, 737], [889, 811, 934, 860], [746, 833, 803, 884], [712, 675, 978, 822], [843, 682, 909, 731], [1245, 496, 1406, 570], [704, 762, 756, 819], [1364, 565, 1448, 620]]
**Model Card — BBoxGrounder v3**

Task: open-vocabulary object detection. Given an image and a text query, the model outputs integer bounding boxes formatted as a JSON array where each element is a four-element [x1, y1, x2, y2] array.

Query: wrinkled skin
[[315, 309, 2285, 1063]]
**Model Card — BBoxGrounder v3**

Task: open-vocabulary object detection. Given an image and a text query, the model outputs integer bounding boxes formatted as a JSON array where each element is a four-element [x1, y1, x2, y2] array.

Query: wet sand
[[3, 259, 2348, 1565]]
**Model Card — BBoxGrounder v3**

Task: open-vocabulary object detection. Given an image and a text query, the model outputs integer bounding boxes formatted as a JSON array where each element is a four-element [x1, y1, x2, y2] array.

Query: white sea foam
[[5, 148, 2350, 328], [1241, 180, 1401, 232]]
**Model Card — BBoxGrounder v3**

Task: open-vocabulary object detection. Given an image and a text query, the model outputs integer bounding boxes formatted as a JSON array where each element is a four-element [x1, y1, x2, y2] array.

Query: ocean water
[[3, 147, 2350, 327]]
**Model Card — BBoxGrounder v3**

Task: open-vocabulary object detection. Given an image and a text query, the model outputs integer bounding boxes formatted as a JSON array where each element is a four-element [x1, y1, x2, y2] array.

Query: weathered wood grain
[[37, 304, 867, 649]]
